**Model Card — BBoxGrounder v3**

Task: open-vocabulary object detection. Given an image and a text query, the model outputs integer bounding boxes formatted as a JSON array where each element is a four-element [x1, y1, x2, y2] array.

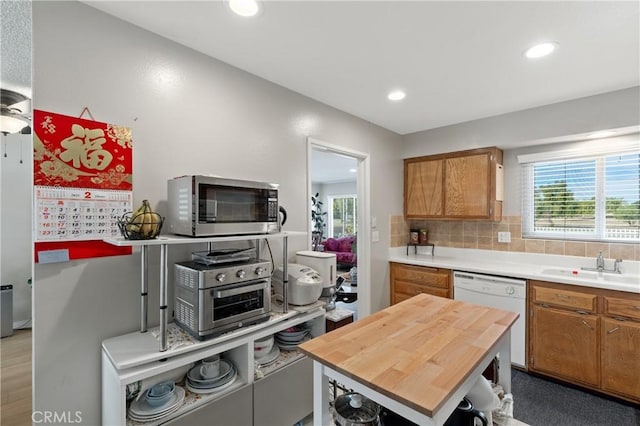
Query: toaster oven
[[174, 259, 272, 339]]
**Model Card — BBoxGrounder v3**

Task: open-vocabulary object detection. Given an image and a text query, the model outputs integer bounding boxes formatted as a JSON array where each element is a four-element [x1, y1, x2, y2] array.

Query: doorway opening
[[307, 138, 370, 320]]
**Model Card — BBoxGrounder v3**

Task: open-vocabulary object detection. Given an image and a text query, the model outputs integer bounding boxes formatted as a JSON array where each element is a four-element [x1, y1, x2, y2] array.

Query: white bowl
[[254, 335, 274, 355]]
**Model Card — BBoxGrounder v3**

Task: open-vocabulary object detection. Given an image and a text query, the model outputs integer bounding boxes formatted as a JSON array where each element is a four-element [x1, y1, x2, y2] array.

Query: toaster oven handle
[[213, 282, 267, 298]]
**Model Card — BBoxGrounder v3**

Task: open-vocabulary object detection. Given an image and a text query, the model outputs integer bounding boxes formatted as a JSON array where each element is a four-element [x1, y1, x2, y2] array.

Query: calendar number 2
[[84, 191, 92, 199]]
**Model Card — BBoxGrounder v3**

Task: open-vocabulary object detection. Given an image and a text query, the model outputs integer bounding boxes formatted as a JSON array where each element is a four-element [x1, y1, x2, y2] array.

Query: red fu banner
[[33, 110, 133, 261]]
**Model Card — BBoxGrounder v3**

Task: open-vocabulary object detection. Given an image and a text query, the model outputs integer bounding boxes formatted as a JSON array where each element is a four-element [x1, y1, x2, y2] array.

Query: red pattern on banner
[[33, 110, 132, 190]]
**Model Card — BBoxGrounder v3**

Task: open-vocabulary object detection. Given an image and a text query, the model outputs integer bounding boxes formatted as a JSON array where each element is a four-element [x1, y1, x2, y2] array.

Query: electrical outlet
[[497, 232, 511, 243]]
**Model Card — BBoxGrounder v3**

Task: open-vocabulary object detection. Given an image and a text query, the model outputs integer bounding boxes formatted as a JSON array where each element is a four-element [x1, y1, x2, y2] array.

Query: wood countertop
[[298, 294, 519, 418]]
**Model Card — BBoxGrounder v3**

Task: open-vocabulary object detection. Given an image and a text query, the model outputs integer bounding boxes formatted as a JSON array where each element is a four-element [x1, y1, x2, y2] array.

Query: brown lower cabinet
[[529, 304, 600, 387], [390, 262, 451, 304], [601, 314, 640, 400], [529, 280, 640, 404]]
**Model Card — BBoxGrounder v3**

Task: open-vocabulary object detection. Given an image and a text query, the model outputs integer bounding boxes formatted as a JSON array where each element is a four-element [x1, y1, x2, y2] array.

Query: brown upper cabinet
[[404, 147, 504, 220]]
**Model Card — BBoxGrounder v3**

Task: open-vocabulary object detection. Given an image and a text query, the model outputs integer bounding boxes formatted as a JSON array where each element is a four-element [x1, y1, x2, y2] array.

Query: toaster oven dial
[[254, 267, 265, 276], [236, 270, 246, 279], [215, 273, 226, 282]]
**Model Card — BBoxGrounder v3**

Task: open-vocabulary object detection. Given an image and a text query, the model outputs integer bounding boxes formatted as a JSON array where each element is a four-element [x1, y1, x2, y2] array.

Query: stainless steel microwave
[[167, 175, 280, 237]]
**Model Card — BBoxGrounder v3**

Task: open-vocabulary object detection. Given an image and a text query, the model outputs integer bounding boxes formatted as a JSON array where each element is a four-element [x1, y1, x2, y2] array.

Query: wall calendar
[[35, 187, 131, 242], [33, 109, 134, 262]]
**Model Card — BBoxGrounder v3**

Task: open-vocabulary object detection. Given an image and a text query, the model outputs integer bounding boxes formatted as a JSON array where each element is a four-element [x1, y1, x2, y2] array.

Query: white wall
[[402, 87, 640, 215], [32, 2, 402, 423], [0, 134, 32, 326]]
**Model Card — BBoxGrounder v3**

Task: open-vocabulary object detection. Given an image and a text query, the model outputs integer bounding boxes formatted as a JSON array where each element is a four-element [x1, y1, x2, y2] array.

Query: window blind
[[522, 151, 639, 242]]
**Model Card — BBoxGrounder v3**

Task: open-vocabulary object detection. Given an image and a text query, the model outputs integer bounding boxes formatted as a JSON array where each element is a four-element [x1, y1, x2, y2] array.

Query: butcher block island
[[298, 294, 519, 425]]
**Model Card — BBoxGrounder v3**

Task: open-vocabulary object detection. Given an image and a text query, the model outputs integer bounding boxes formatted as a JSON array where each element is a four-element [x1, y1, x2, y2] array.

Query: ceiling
[[311, 149, 358, 184], [80, 0, 639, 135], [0, 1, 31, 115]]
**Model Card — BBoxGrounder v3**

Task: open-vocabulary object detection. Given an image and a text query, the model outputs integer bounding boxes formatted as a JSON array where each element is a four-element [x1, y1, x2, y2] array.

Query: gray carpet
[[511, 370, 640, 426]]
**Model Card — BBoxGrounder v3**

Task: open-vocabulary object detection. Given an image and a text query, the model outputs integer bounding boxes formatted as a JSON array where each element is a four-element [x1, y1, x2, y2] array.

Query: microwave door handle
[[214, 282, 267, 298], [205, 200, 217, 220]]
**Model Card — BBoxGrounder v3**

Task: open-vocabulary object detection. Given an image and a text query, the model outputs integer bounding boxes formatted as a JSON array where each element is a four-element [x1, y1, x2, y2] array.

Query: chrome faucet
[[613, 258, 623, 274], [596, 251, 605, 271], [581, 252, 623, 274]]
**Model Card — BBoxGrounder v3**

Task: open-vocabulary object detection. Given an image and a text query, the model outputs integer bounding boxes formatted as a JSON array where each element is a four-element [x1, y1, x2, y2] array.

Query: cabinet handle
[[575, 310, 589, 315], [581, 320, 593, 330], [634, 306, 640, 311], [607, 327, 620, 334]]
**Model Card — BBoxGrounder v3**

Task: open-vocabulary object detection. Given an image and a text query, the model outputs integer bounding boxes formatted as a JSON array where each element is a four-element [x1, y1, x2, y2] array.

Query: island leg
[[497, 330, 512, 393], [312, 361, 330, 426]]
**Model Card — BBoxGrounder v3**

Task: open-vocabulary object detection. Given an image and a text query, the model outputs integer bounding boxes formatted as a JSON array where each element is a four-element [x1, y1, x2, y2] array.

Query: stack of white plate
[[275, 327, 311, 351], [127, 385, 185, 423], [255, 344, 280, 366], [185, 359, 238, 394]]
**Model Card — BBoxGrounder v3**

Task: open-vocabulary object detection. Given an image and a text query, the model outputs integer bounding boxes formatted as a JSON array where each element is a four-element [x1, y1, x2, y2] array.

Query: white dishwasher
[[453, 271, 526, 367]]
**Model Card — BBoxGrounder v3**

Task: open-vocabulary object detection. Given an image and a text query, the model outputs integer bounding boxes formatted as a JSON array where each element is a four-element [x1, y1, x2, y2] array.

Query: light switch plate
[[497, 232, 511, 243], [372, 230, 380, 242]]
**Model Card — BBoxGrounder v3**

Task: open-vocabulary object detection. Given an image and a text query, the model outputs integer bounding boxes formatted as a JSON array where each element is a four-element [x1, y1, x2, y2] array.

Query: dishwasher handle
[[453, 271, 526, 287]]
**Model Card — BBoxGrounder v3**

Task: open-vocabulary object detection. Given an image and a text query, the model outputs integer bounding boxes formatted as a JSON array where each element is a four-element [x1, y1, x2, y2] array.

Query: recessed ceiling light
[[228, 0, 260, 17], [387, 90, 406, 101], [524, 42, 558, 59], [349, 168, 357, 173], [587, 130, 617, 139]]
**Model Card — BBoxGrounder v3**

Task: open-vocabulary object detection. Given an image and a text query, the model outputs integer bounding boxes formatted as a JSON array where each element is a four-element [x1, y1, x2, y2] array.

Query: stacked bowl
[[127, 381, 185, 422], [275, 326, 311, 350], [185, 358, 237, 394], [254, 334, 280, 366]]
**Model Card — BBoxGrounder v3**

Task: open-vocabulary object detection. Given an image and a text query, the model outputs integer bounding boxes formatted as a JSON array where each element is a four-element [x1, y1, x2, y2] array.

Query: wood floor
[[1, 329, 32, 426]]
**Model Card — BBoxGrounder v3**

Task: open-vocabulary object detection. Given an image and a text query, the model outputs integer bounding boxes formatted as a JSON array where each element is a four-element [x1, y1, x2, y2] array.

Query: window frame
[[521, 149, 639, 243], [327, 194, 357, 238]]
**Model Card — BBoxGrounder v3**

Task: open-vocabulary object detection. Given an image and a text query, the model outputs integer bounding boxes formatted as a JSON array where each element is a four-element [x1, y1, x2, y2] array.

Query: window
[[521, 148, 639, 242], [328, 195, 357, 238]]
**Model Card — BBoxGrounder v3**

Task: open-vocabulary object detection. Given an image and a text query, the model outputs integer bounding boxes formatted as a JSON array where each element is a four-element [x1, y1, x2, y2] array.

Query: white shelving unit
[[103, 232, 301, 351], [102, 308, 325, 425], [102, 232, 324, 425], [102, 306, 325, 426]]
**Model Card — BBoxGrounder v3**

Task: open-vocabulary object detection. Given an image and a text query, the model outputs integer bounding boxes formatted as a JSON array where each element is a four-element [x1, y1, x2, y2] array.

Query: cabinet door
[[390, 263, 451, 305], [405, 159, 443, 217], [164, 385, 252, 426], [532, 285, 597, 312], [601, 317, 640, 400], [604, 296, 640, 321], [392, 280, 449, 304], [391, 264, 449, 288], [530, 305, 599, 387], [254, 357, 313, 426], [444, 154, 490, 217]]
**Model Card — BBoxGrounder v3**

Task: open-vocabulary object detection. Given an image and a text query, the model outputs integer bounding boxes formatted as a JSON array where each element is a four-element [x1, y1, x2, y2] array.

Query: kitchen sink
[[539, 268, 600, 280], [601, 274, 640, 285], [539, 267, 639, 287]]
